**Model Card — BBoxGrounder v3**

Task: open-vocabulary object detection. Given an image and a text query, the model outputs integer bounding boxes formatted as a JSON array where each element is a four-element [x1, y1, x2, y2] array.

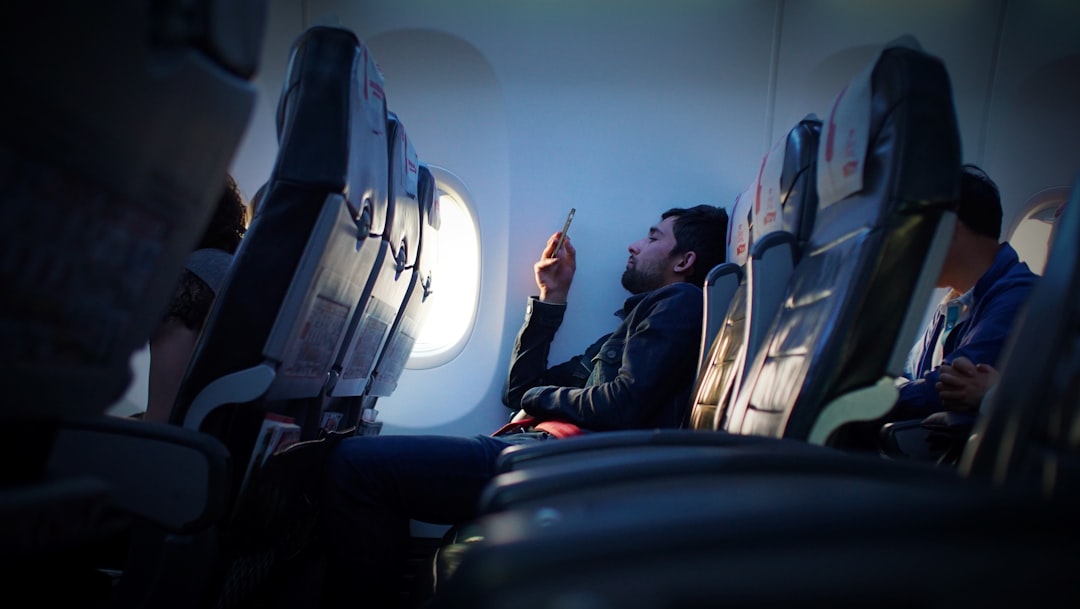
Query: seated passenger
[[935, 356, 1000, 410], [319, 204, 729, 608], [894, 164, 1037, 420], [144, 175, 247, 423]]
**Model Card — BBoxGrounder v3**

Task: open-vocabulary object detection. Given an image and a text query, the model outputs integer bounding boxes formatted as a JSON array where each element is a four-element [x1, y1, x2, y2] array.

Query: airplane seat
[[696, 263, 744, 390], [365, 163, 439, 402], [324, 112, 422, 432], [779, 115, 823, 252], [89, 24, 389, 608], [1, 0, 263, 598], [685, 196, 750, 429], [715, 113, 822, 429], [724, 37, 962, 449]]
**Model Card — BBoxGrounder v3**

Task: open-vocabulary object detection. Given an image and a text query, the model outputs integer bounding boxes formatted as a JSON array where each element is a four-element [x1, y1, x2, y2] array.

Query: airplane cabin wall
[[223, 0, 1080, 437]]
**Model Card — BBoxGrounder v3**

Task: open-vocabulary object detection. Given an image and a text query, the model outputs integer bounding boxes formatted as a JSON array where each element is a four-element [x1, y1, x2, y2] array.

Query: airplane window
[[407, 167, 481, 369], [1008, 187, 1068, 276]]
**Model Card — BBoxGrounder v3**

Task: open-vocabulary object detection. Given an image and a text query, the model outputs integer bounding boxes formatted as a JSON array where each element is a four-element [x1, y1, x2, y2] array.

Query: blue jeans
[[320, 431, 552, 608]]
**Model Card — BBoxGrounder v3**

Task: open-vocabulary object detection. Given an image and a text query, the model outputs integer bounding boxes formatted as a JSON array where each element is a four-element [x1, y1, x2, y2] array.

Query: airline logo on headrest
[[729, 192, 748, 262], [825, 84, 861, 179], [817, 57, 871, 209], [369, 79, 385, 101], [362, 46, 386, 102], [754, 136, 784, 236], [362, 46, 387, 135]]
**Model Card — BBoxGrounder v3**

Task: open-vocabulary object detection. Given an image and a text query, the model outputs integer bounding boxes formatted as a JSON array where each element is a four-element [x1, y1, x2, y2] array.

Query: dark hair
[[662, 204, 730, 287], [198, 174, 247, 253], [956, 164, 1002, 240]]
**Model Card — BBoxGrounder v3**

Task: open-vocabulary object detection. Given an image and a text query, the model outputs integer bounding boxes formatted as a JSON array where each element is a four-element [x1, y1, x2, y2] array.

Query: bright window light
[[1007, 187, 1069, 277], [408, 167, 481, 368]]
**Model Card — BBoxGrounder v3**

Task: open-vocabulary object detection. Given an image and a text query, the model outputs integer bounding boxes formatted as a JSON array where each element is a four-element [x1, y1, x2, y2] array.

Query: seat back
[[685, 192, 750, 429], [1, 3, 262, 421], [688, 116, 821, 431], [172, 26, 388, 447], [367, 163, 439, 398], [149, 24, 391, 609], [326, 113, 419, 421], [698, 263, 743, 380], [0, 0, 264, 594], [726, 38, 961, 446], [725, 115, 822, 426]]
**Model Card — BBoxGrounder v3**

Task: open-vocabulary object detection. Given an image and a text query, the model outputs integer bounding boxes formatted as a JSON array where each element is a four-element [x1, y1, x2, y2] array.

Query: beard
[[621, 266, 662, 294]]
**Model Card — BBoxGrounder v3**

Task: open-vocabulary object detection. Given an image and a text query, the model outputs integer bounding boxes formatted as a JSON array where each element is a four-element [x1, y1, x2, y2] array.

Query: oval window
[[407, 166, 481, 368], [1008, 186, 1069, 276]]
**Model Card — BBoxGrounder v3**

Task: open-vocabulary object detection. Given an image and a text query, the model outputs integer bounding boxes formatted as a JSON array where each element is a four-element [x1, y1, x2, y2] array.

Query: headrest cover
[[364, 46, 386, 135], [727, 186, 752, 267], [814, 36, 924, 210], [816, 55, 873, 209], [753, 134, 786, 239]]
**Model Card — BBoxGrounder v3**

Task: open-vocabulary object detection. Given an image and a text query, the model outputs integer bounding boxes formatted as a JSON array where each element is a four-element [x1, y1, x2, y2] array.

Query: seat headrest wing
[[752, 134, 787, 240], [727, 186, 752, 267]]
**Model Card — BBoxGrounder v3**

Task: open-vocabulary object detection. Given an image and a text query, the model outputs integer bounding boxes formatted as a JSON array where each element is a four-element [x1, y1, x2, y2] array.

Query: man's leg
[[320, 433, 516, 608]]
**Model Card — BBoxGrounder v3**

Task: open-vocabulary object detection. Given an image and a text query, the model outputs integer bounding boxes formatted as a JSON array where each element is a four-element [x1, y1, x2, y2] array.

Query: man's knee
[[327, 436, 393, 496]]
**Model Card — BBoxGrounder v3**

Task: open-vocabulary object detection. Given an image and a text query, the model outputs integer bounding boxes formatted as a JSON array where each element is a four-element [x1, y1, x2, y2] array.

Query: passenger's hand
[[935, 356, 999, 411], [535, 231, 576, 303]]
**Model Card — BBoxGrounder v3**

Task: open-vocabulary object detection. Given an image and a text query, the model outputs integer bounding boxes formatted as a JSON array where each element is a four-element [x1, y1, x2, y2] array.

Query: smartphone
[[551, 207, 576, 258]]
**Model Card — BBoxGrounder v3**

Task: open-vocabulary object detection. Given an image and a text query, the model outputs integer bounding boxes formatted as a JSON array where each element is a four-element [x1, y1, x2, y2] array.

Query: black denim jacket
[[501, 282, 703, 431]]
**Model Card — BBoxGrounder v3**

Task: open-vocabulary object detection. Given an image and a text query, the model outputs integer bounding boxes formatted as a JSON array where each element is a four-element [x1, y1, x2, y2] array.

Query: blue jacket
[[502, 281, 703, 431], [896, 242, 1038, 419]]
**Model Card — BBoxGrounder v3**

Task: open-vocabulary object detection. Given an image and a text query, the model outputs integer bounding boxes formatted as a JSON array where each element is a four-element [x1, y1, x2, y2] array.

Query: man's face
[[622, 215, 680, 294], [936, 221, 968, 289]]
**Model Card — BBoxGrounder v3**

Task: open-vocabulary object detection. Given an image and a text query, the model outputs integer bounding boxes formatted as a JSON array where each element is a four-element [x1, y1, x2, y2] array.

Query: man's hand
[[535, 232, 576, 303], [935, 356, 1000, 411]]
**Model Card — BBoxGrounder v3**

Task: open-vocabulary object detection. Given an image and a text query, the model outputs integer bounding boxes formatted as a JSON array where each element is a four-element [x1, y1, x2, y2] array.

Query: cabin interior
[[3, 0, 1079, 607]]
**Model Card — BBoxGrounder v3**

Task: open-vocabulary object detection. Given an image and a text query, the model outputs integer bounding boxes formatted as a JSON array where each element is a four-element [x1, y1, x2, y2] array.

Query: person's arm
[[502, 233, 584, 410], [935, 356, 999, 410], [520, 283, 702, 431], [146, 319, 199, 423], [144, 270, 215, 423], [896, 280, 1033, 419]]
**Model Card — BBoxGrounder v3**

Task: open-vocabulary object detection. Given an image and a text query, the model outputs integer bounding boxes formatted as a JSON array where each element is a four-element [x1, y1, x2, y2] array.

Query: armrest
[[879, 411, 975, 464], [483, 436, 937, 513], [496, 430, 686, 473], [48, 416, 230, 533], [495, 429, 789, 473]]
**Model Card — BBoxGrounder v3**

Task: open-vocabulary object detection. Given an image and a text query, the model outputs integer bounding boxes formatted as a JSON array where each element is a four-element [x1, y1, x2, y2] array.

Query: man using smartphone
[[319, 204, 730, 608]]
